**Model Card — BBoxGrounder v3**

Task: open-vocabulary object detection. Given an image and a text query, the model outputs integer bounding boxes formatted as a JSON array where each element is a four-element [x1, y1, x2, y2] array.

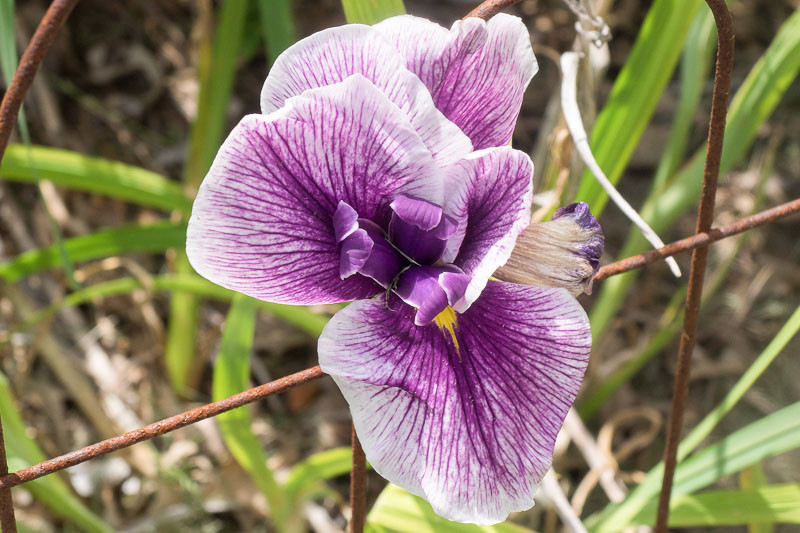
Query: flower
[[186, 14, 603, 525]]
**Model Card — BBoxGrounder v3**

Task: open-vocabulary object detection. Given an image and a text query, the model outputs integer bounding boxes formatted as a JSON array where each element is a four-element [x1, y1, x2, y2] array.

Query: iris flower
[[187, 14, 603, 525]]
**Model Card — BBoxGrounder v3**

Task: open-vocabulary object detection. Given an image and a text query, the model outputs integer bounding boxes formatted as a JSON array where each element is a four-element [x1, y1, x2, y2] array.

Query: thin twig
[[562, 409, 626, 504], [560, 51, 681, 278], [593, 197, 800, 282], [349, 424, 367, 533], [654, 1, 734, 531], [0, 0, 79, 161], [465, 0, 522, 20], [541, 471, 588, 533], [0, 366, 325, 490]]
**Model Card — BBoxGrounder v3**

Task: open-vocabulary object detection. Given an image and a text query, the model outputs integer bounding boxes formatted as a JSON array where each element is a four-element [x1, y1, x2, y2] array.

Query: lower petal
[[319, 281, 591, 524]]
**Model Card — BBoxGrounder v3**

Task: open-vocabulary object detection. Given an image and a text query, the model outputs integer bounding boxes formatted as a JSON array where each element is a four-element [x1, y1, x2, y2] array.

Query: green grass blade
[[579, 145, 772, 418], [341, 0, 405, 25], [285, 447, 353, 502], [185, 0, 249, 188], [1, 3, 79, 290], [589, 8, 800, 338], [634, 484, 800, 527], [366, 484, 535, 533], [20, 273, 328, 340], [740, 466, 774, 533], [0, 144, 191, 214], [588, 304, 800, 531], [257, 0, 297, 64], [168, 0, 250, 396], [572, 0, 702, 213], [0, 372, 113, 533], [212, 295, 288, 530], [0, 222, 186, 282], [651, 7, 719, 190]]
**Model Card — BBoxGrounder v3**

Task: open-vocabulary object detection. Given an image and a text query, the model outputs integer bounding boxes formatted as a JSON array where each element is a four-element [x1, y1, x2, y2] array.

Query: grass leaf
[[589, 7, 800, 338], [636, 484, 800, 527], [0, 144, 192, 214], [21, 274, 329, 339], [366, 484, 535, 533], [589, 396, 800, 531], [213, 295, 288, 529], [257, 0, 297, 64], [168, 0, 251, 395], [0, 372, 113, 533], [572, 0, 703, 213], [341, 0, 405, 25], [0, 222, 186, 282]]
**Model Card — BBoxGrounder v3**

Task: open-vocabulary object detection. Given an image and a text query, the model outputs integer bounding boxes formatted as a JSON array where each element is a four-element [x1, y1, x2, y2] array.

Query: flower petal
[[388, 195, 457, 265], [261, 24, 472, 164], [443, 147, 533, 311], [376, 14, 538, 149], [319, 281, 591, 524], [394, 265, 470, 325], [187, 75, 441, 305], [496, 202, 604, 296]]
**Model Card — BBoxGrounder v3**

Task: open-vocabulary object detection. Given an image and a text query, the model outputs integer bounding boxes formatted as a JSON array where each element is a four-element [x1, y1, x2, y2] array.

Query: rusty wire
[[0, 419, 15, 533], [350, 424, 368, 533], [0, 0, 79, 162], [0, 366, 325, 490], [654, 0, 734, 531], [0, 0, 794, 531], [593, 198, 800, 282], [465, 0, 522, 20], [6, 194, 799, 491], [0, 1, 81, 530]]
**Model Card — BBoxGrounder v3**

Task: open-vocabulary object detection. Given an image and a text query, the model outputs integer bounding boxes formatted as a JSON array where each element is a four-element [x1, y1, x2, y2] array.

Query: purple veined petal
[[376, 14, 538, 150], [389, 195, 442, 231], [393, 264, 470, 325], [260, 24, 473, 165], [339, 229, 373, 279], [388, 195, 457, 265], [442, 147, 533, 312], [187, 75, 442, 305], [496, 202, 604, 296], [333, 200, 360, 243], [355, 219, 404, 288], [319, 281, 591, 525], [438, 269, 471, 306]]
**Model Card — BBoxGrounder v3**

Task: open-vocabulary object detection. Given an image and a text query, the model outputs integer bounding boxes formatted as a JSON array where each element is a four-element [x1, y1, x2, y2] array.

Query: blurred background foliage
[[0, 0, 799, 531]]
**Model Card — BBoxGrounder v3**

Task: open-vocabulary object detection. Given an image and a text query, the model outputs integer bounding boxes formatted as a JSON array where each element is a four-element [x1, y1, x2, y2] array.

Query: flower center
[[333, 196, 470, 326]]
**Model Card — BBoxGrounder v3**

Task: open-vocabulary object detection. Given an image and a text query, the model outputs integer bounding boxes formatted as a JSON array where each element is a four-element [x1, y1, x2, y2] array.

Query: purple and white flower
[[187, 14, 603, 525]]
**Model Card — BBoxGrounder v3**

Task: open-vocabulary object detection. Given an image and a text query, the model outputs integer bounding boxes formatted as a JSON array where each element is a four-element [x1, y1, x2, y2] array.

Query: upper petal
[[319, 281, 591, 524], [261, 24, 472, 165], [187, 75, 441, 305], [496, 202, 604, 296], [376, 14, 538, 149], [443, 147, 533, 311]]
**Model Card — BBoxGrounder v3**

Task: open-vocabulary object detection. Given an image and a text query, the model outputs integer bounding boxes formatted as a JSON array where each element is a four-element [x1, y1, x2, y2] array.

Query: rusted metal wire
[[0, 0, 79, 161], [654, 1, 734, 531], [0, 195, 796, 493], [0, 2, 81, 528], [465, 0, 522, 20], [350, 424, 367, 533], [593, 198, 800, 282], [0, 419, 16, 533], [0, 366, 324, 490], [0, 0, 783, 530]]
